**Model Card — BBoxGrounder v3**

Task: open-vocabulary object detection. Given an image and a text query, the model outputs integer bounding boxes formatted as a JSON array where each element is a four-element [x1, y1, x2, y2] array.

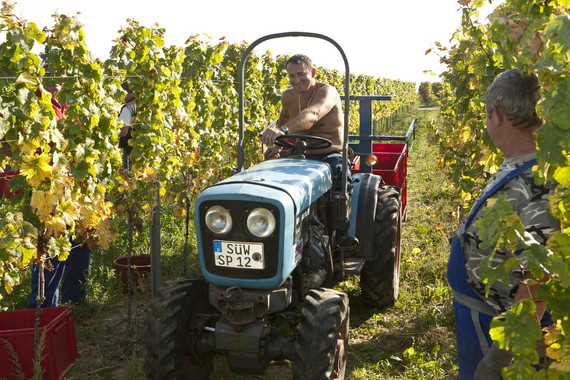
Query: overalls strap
[[463, 159, 537, 233]]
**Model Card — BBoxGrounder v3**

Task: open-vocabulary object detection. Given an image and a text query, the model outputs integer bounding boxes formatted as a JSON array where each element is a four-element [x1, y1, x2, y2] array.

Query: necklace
[[298, 85, 317, 113]]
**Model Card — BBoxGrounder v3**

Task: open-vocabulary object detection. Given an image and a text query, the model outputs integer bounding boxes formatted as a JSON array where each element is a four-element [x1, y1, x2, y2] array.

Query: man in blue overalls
[[447, 70, 559, 379]]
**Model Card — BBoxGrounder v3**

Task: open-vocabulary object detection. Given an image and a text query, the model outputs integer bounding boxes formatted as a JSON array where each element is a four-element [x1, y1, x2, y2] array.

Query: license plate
[[213, 240, 264, 269]]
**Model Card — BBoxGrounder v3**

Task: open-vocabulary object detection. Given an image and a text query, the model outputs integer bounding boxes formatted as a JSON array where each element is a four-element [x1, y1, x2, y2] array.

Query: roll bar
[[237, 32, 351, 195]]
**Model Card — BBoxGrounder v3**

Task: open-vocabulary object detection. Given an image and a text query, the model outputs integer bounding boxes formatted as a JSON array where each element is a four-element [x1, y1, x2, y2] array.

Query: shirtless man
[[260, 54, 344, 166]]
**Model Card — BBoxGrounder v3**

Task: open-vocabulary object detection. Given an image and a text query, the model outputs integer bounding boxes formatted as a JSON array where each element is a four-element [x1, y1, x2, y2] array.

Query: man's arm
[[276, 100, 291, 127], [262, 105, 290, 159], [260, 85, 338, 146]]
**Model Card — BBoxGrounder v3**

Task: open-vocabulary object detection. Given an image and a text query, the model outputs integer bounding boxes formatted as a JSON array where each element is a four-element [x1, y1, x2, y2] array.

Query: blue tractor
[[145, 32, 404, 379]]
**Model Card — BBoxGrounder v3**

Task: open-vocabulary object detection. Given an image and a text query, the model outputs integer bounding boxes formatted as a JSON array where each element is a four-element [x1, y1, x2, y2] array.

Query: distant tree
[[418, 81, 432, 106], [431, 82, 443, 98]]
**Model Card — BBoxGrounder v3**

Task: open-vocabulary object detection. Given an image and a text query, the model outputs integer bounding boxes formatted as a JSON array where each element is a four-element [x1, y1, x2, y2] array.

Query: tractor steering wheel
[[275, 134, 332, 156]]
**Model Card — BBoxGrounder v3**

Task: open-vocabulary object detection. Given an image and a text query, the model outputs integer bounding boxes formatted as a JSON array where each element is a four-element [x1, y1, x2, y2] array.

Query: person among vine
[[29, 63, 91, 309], [118, 81, 137, 170], [260, 54, 345, 179], [447, 69, 560, 379]]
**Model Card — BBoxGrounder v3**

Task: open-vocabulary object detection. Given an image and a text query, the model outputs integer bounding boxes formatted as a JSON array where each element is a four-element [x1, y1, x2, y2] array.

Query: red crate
[[371, 143, 408, 216], [0, 170, 16, 197], [0, 306, 78, 380]]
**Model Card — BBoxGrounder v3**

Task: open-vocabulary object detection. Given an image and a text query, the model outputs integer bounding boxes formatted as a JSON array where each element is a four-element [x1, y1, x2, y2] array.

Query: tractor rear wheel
[[292, 288, 350, 380], [360, 185, 402, 307], [145, 278, 215, 380]]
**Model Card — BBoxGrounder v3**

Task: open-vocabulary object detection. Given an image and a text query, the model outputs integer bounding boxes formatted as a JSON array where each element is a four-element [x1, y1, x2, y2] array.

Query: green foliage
[[0, 4, 118, 301], [418, 82, 432, 106], [429, 0, 570, 377], [431, 82, 443, 99], [0, 1, 416, 306], [317, 68, 416, 134]]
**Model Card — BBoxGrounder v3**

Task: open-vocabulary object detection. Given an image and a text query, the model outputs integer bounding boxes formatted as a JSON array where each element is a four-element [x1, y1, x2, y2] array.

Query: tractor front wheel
[[360, 185, 402, 307], [292, 288, 350, 380], [145, 278, 215, 380]]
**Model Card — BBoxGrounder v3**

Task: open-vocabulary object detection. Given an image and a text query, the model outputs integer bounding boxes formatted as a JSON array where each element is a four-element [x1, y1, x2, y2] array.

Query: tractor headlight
[[205, 205, 233, 235], [247, 208, 276, 238]]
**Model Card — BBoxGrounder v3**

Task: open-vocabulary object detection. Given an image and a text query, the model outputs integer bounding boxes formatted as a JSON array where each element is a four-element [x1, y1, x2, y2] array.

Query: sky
[[11, 0, 493, 84]]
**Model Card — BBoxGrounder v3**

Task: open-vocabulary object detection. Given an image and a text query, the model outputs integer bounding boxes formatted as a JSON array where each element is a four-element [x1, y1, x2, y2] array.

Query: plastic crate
[[371, 143, 408, 216], [0, 306, 78, 380], [0, 170, 16, 197]]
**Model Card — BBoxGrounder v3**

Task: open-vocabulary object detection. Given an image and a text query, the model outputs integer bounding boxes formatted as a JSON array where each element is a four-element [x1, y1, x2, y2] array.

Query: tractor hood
[[203, 158, 332, 213], [195, 158, 332, 289]]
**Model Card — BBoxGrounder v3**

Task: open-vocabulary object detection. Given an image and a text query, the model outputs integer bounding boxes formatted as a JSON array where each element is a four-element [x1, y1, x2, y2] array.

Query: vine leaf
[[30, 190, 58, 220], [545, 319, 570, 373], [15, 71, 36, 85], [490, 299, 542, 356], [20, 153, 53, 187], [47, 236, 71, 260]]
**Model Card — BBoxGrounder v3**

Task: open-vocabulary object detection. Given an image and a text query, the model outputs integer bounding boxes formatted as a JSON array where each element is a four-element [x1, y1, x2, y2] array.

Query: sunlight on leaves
[[19, 153, 53, 187]]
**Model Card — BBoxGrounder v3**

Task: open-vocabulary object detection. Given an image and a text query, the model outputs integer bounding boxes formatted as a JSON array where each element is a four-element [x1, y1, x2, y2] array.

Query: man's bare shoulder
[[316, 83, 341, 104], [281, 88, 296, 108], [281, 88, 296, 100], [315, 82, 339, 97]]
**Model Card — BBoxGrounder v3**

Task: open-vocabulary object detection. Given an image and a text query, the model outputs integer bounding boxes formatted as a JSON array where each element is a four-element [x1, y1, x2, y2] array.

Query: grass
[[339, 106, 460, 379], [2, 106, 461, 379]]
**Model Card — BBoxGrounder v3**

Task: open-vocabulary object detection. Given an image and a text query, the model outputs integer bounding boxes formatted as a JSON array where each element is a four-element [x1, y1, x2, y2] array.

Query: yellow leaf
[[96, 218, 112, 250], [20, 153, 53, 187], [51, 170, 71, 195], [96, 184, 106, 195], [5, 280, 13, 294], [20, 138, 41, 156], [144, 167, 157, 183], [553, 166, 570, 187], [79, 205, 95, 229], [15, 71, 37, 85], [59, 199, 80, 225], [85, 155, 96, 165], [57, 248, 70, 261], [30, 189, 59, 220], [47, 236, 72, 260], [30, 190, 48, 219], [45, 215, 67, 238], [459, 126, 471, 143]]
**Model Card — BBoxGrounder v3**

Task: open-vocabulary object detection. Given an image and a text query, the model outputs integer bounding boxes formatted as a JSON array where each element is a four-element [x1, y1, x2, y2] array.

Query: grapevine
[[0, 1, 417, 307]]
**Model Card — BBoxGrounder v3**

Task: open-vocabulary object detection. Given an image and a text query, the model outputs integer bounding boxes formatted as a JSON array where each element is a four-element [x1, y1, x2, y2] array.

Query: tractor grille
[[199, 200, 280, 280]]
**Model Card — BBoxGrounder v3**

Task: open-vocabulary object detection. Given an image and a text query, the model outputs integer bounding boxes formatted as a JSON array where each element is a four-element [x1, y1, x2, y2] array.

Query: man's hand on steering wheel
[[263, 145, 282, 159], [275, 134, 332, 155], [261, 126, 285, 146]]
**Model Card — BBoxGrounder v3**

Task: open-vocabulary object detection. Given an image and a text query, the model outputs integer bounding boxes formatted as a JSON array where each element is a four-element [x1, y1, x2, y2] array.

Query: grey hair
[[485, 69, 542, 131]]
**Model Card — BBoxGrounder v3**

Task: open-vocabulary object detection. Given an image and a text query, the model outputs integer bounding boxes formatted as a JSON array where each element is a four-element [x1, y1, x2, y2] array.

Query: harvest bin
[[0, 306, 78, 380], [114, 254, 151, 293], [371, 143, 408, 216], [0, 170, 16, 197]]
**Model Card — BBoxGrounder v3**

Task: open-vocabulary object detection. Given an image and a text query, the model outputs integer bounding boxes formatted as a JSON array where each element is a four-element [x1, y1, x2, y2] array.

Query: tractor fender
[[348, 173, 381, 260]]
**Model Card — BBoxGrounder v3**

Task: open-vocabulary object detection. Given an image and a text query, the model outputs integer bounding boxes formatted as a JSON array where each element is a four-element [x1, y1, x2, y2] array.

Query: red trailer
[[349, 95, 416, 218]]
